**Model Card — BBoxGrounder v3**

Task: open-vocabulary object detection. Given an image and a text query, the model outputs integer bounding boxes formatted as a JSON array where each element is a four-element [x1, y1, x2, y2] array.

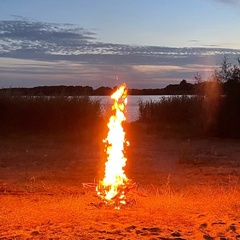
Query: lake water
[[91, 95, 166, 122]]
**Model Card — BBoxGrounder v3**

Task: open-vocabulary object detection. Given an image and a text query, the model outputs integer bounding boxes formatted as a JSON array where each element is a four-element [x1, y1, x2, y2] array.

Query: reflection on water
[[90, 95, 164, 122]]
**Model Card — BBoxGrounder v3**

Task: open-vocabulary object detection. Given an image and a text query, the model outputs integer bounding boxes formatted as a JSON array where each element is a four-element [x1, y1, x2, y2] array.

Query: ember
[[96, 84, 132, 208]]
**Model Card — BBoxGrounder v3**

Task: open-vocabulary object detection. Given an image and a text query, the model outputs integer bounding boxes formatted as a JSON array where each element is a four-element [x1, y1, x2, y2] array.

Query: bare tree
[[194, 72, 203, 84], [218, 55, 232, 83]]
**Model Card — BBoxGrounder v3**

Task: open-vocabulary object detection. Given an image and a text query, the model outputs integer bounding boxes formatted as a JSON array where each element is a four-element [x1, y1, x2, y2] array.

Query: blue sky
[[0, 0, 240, 88]]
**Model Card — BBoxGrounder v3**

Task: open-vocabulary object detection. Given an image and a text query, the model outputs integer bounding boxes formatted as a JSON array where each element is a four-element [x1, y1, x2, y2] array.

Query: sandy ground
[[0, 129, 240, 239]]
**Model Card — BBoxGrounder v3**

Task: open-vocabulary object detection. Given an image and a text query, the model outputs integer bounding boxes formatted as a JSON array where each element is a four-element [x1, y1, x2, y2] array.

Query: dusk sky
[[1, 0, 240, 89]]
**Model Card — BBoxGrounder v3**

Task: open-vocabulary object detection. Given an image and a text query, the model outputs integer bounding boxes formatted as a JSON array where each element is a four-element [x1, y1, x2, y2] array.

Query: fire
[[96, 84, 129, 207]]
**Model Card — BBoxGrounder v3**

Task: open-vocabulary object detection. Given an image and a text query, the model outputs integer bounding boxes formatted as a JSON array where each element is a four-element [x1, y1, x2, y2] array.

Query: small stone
[[142, 227, 162, 233], [125, 225, 136, 231], [112, 230, 121, 234], [228, 224, 237, 232], [203, 234, 214, 240], [171, 231, 181, 237], [31, 231, 39, 236], [135, 230, 143, 234], [199, 223, 208, 228]]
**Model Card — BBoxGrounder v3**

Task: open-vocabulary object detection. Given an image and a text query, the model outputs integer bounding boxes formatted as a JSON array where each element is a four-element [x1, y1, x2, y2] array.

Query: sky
[[0, 0, 240, 89]]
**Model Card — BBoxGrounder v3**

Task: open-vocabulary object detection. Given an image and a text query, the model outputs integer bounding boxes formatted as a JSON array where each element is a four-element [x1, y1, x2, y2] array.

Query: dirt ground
[[0, 129, 240, 239]]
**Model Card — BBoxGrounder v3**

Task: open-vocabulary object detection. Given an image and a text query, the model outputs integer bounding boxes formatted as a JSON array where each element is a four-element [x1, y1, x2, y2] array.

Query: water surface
[[91, 95, 166, 122]]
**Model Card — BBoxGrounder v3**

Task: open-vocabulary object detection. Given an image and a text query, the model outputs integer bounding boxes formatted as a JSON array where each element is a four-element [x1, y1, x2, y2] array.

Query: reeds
[[0, 92, 103, 138], [138, 95, 203, 137], [138, 94, 240, 138]]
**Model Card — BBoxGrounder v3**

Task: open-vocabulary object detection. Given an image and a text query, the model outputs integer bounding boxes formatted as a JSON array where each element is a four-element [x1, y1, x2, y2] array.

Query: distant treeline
[[0, 79, 238, 96], [1, 83, 192, 96]]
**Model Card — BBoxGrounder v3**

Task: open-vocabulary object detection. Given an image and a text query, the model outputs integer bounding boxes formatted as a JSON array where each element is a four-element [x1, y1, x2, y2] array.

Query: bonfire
[[96, 84, 133, 208]]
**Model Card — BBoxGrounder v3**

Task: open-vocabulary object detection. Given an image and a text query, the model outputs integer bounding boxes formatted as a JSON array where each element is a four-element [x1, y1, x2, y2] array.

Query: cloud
[[1, 19, 240, 88], [1, 19, 240, 65], [0, 19, 97, 60], [131, 65, 184, 73], [189, 40, 200, 43]]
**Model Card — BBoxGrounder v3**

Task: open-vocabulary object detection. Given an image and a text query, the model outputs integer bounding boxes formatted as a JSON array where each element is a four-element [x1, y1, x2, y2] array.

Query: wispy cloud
[[0, 19, 97, 58], [189, 40, 200, 43], [0, 19, 240, 88], [1, 19, 239, 65]]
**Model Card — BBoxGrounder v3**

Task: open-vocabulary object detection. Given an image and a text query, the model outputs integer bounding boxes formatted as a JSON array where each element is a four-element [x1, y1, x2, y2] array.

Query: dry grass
[[1, 182, 240, 239]]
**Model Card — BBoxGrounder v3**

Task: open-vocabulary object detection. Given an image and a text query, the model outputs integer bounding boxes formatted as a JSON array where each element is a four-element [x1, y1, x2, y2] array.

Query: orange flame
[[96, 84, 129, 207]]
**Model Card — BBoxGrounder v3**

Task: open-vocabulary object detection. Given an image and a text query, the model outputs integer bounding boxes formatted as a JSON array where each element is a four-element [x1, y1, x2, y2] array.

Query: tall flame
[[97, 84, 129, 207]]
